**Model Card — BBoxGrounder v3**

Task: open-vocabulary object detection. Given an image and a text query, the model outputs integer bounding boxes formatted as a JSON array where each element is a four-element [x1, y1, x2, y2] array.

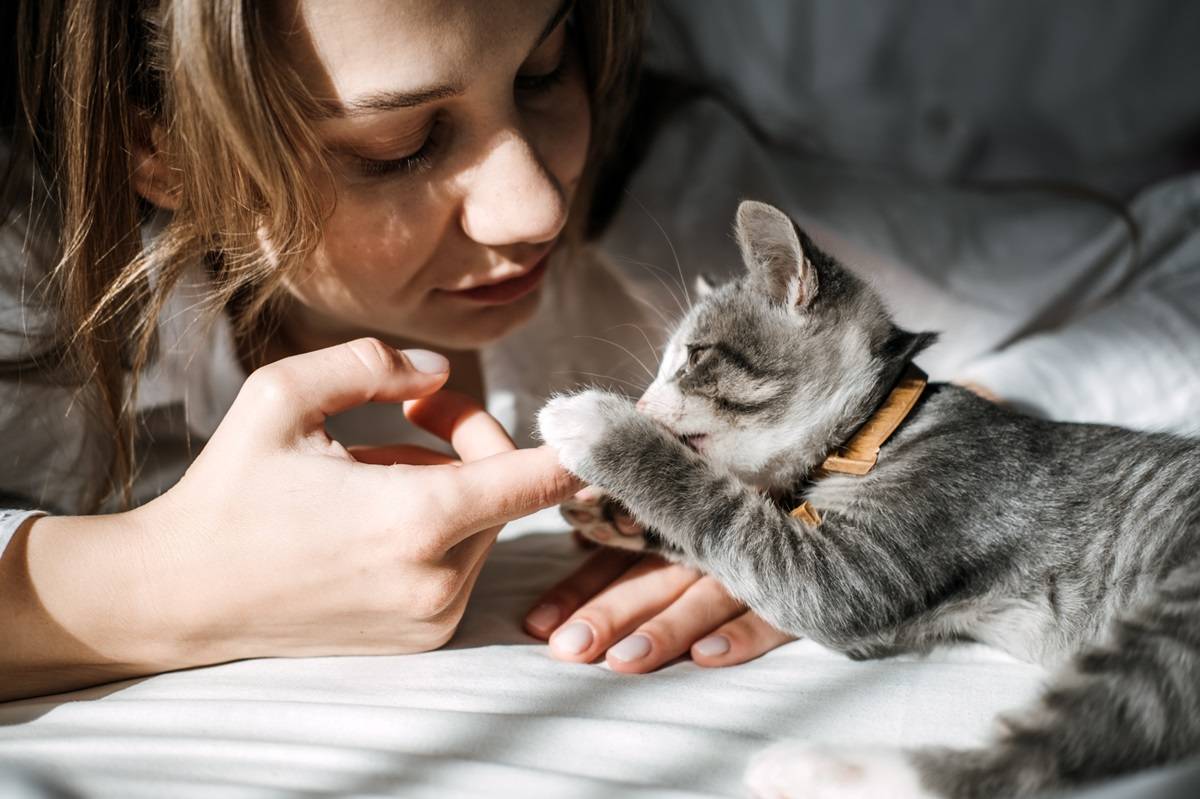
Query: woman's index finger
[[443, 446, 583, 536]]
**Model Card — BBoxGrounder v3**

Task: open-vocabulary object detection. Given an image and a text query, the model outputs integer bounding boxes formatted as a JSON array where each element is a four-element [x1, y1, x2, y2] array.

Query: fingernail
[[615, 514, 641, 536], [609, 634, 652, 663], [525, 603, 559, 633], [694, 635, 730, 657], [550, 621, 593, 655], [401, 348, 449, 374], [576, 486, 603, 502]]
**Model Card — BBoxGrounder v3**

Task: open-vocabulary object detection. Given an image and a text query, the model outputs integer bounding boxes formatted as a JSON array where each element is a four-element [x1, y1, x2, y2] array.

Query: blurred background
[[598, 0, 1200, 434]]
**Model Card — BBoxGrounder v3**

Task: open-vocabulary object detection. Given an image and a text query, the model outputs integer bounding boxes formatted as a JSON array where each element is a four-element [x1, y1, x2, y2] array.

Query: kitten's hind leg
[[918, 561, 1200, 797], [559, 487, 649, 552], [747, 561, 1200, 799], [858, 560, 1200, 799], [746, 743, 936, 799]]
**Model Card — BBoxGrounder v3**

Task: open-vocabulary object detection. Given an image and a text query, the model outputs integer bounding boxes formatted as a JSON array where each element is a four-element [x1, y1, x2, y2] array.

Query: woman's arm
[[0, 512, 191, 701], [0, 339, 578, 703]]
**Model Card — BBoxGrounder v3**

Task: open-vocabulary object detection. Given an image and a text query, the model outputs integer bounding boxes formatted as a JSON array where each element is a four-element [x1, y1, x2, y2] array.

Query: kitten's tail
[[747, 561, 1200, 799], [917, 560, 1200, 798]]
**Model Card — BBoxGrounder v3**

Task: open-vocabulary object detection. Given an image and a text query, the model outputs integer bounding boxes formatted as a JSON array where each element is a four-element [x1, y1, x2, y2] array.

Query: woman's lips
[[445, 253, 550, 305]]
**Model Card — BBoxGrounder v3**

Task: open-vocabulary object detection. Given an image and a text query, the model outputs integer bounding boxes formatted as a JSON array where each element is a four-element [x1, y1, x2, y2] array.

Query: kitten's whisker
[[554, 370, 649, 394], [628, 291, 679, 330], [612, 255, 688, 316], [611, 319, 671, 334], [637, 398, 675, 415], [612, 254, 689, 319], [609, 256, 686, 326], [573, 335, 656, 380], [604, 322, 663, 370], [625, 190, 692, 309]]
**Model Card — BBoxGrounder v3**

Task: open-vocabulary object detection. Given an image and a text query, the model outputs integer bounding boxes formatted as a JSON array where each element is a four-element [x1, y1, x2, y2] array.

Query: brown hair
[[2, 0, 647, 512]]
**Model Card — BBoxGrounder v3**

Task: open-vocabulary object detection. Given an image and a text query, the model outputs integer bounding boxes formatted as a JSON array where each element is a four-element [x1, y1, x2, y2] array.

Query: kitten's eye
[[687, 345, 711, 369]]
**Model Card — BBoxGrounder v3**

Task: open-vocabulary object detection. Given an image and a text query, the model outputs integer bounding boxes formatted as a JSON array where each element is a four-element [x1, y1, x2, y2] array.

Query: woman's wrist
[[0, 509, 209, 701]]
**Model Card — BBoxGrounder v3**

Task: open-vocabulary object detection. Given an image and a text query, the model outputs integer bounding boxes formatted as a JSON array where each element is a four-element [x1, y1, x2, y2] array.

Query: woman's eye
[[515, 60, 567, 95], [351, 122, 444, 180], [516, 35, 571, 96]]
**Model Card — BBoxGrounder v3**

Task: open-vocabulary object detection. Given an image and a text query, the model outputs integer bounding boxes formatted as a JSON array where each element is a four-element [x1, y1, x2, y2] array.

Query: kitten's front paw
[[537, 390, 630, 475], [745, 742, 935, 799]]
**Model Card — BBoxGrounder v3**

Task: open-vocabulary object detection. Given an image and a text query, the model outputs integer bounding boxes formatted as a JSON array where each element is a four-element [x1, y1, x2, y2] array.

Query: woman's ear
[[131, 125, 180, 210]]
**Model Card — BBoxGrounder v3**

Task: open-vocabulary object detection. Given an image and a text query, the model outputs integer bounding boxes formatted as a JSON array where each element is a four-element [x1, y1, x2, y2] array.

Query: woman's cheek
[[286, 189, 434, 321], [317, 187, 438, 291]]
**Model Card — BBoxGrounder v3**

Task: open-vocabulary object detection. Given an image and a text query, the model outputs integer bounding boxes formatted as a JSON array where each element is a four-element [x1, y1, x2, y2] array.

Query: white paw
[[560, 488, 648, 552], [745, 742, 935, 799], [537, 390, 627, 475]]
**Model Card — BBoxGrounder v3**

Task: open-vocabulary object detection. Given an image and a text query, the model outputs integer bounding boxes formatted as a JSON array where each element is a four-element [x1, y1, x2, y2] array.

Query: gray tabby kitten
[[538, 201, 1200, 799]]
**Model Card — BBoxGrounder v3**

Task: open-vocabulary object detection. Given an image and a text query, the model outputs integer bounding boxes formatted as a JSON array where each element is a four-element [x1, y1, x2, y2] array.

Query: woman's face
[[277, 0, 589, 350]]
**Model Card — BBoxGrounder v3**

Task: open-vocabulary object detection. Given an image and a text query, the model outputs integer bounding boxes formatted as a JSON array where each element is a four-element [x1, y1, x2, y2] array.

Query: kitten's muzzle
[[634, 397, 708, 453]]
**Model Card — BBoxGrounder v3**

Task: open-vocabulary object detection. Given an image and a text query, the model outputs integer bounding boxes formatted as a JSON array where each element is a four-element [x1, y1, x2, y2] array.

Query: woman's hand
[[523, 541, 794, 673], [143, 338, 580, 661], [1, 338, 578, 700]]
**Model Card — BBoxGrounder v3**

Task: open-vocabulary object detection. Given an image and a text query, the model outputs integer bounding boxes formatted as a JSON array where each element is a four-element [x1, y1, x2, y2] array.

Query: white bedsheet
[[0, 513, 1050, 798]]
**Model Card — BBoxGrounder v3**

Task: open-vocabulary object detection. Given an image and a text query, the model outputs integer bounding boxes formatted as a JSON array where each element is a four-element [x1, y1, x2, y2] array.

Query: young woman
[[0, 0, 792, 702]]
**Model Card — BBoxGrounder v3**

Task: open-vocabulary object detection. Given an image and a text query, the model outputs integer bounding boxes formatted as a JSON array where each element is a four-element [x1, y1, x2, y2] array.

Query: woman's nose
[[460, 130, 569, 247]]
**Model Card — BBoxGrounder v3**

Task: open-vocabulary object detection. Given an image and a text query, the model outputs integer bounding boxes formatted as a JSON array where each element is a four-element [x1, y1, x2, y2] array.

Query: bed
[[4, 513, 1199, 797], [0, 510, 1049, 797]]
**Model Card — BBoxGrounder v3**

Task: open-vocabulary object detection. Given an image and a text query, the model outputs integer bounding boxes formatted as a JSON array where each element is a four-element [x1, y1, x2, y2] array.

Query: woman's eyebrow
[[319, 0, 574, 120], [321, 85, 463, 119]]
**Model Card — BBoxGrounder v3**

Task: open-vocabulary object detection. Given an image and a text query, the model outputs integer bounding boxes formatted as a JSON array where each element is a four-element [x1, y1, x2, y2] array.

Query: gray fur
[[538, 201, 1200, 798]]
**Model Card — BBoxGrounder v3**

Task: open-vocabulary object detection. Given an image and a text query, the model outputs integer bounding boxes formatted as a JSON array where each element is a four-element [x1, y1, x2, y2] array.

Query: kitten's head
[[637, 201, 935, 488]]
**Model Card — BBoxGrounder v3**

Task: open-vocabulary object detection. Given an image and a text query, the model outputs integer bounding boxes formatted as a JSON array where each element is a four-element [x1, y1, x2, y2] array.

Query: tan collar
[[790, 363, 928, 525]]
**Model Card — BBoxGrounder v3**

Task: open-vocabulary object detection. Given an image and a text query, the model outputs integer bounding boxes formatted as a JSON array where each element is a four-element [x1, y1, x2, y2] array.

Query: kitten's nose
[[636, 396, 649, 413]]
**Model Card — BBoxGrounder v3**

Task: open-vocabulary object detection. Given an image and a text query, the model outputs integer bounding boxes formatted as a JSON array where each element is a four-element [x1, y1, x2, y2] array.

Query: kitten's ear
[[735, 201, 817, 309], [694, 273, 717, 298], [885, 328, 940, 363]]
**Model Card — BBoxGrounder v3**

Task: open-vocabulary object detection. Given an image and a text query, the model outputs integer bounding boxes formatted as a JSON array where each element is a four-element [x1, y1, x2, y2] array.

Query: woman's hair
[[2, 0, 647, 512]]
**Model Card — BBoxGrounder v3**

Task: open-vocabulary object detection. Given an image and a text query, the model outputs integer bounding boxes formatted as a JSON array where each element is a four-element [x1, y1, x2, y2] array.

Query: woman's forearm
[[0, 512, 199, 702]]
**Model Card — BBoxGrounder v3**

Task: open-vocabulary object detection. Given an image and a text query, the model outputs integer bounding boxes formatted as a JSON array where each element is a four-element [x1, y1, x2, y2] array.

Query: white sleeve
[[0, 154, 53, 559], [956, 175, 1200, 435], [2, 139, 110, 524], [0, 508, 48, 561]]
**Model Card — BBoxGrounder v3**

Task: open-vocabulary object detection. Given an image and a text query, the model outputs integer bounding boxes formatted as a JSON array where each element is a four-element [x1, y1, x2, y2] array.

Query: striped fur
[[538, 201, 1200, 798]]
